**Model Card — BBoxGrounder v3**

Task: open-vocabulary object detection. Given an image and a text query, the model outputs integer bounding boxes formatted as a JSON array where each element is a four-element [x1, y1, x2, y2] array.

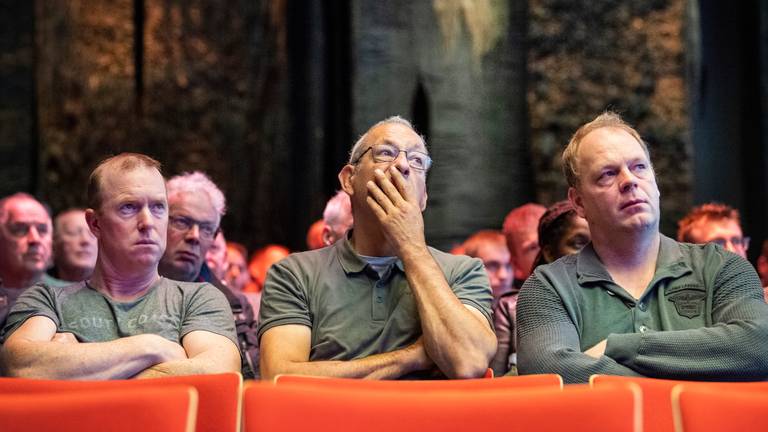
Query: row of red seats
[[0, 373, 765, 432]]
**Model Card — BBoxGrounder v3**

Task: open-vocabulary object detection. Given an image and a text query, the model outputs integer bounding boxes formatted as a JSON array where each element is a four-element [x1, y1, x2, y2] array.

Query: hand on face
[[365, 166, 426, 256]]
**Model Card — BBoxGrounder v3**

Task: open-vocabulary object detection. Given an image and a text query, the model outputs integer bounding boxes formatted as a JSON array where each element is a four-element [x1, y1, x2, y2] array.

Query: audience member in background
[[51, 208, 97, 283], [492, 200, 591, 376], [461, 230, 513, 307], [158, 171, 259, 378], [677, 202, 749, 259], [757, 239, 768, 300], [1, 153, 240, 379], [225, 242, 251, 292], [244, 244, 290, 317], [248, 244, 290, 293], [0, 193, 66, 330], [306, 219, 325, 250], [259, 116, 495, 380], [502, 203, 546, 289], [205, 231, 228, 281], [322, 190, 354, 246], [517, 112, 768, 383]]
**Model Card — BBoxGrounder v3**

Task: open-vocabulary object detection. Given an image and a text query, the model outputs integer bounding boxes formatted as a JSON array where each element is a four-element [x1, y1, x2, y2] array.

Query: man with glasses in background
[[259, 116, 496, 380], [677, 202, 750, 258], [0, 193, 67, 331], [159, 171, 259, 378]]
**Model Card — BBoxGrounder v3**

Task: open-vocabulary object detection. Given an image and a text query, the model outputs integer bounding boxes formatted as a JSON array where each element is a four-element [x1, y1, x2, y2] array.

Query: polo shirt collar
[[576, 234, 691, 285], [336, 233, 405, 275]]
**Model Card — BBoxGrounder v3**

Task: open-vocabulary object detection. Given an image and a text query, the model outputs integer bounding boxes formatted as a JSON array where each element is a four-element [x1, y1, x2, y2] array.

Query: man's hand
[[141, 334, 188, 363], [366, 167, 426, 256], [584, 339, 607, 358], [403, 337, 435, 372]]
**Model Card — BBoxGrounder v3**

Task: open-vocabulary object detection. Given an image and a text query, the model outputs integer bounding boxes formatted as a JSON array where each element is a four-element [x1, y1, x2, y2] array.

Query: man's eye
[[119, 203, 138, 214], [36, 224, 49, 235], [150, 203, 166, 215], [409, 156, 425, 167], [376, 146, 396, 158]]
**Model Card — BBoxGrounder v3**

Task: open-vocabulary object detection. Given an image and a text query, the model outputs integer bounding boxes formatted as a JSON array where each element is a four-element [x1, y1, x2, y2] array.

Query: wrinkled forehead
[[4, 198, 50, 224], [578, 127, 649, 167], [101, 166, 166, 196], [367, 123, 427, 153], [169, 191, 219, 223]]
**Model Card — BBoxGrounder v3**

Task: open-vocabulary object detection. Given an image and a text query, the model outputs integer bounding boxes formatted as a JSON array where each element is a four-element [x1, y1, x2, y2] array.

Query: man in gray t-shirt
[[259, 117, 496, 380], [0, 153, 240, 380]]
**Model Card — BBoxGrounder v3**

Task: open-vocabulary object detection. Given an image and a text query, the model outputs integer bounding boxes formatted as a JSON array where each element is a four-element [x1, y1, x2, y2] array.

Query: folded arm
[[516, 276, 642, 383], [134, 330, 241, 379], [604, 256, 768, 380], [1, 316, 186, 380], [259, 325, 433, 381]]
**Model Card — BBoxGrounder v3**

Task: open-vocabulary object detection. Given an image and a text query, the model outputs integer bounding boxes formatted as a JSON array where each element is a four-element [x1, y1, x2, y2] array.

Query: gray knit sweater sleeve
[[516, 275, 642, 383], [605, 254, 768, 380]]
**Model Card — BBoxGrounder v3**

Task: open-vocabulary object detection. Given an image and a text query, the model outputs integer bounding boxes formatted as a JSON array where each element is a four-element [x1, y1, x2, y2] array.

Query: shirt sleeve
[[1, 284, 60, 343], [180, 283, 239, 350], [605, 254, 768, 380], [448, 256, 494, 327], [516, 274, 642, 383], [257, 259, 312, 341]]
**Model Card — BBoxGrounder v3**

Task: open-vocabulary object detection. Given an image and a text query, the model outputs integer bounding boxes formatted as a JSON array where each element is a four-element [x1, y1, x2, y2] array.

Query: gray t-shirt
[[2, 277, 238, 349], [0, 287, 26, 333], [258, 238, 493, 371]]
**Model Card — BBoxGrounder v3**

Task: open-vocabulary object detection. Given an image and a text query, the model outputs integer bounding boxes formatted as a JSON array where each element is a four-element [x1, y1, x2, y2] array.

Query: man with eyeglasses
[[159, 171, 260, 378], [259, 116, 496, 380], [1, 154, 240, 379], [0, 193, 68, 331], [516, 112, 768, 383], [677, 202, 750, 258]]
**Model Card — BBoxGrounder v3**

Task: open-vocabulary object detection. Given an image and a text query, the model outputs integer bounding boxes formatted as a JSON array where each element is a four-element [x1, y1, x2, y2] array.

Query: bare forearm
[[1, 335, 167, 380], [135, 357, 238, 379], [261, 344, 430, 381], [401, 247, 496, 378]]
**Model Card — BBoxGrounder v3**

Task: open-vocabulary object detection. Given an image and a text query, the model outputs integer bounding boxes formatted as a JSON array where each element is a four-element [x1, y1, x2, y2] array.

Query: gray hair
[[166, 171, 227, 217], [347, 116, 426, 164], [323, 190, 352, 228]]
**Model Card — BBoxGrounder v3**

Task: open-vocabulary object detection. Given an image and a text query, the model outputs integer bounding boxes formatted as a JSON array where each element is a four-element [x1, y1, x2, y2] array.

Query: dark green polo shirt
[[258, 238, 492, 368], [517, 234, 768, 383]]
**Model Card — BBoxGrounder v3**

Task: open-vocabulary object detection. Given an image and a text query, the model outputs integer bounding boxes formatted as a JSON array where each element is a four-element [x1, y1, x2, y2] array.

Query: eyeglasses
[[168, 215, 218, 240], [353, 143, 432, 171], [6, 222, 49, 238], [709, 236, 750, 250]]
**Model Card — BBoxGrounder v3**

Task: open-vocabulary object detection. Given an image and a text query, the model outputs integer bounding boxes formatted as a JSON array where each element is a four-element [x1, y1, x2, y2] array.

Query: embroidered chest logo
[[667, 289, 706, 319]]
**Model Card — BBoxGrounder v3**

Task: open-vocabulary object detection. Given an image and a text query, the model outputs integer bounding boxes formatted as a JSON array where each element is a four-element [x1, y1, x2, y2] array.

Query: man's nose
[[619, 167, 638, 193], [26, 226, 42, 243], [137, 206, 155, 230], [185, 224, 201, 244], [391, 151, 411, 176]]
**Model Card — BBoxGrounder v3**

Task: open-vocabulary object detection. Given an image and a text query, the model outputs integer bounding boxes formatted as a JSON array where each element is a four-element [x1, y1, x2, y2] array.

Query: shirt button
[[637, 302, 646, 311], [376, 296, 383, 303], [639, 325, 648, 333]]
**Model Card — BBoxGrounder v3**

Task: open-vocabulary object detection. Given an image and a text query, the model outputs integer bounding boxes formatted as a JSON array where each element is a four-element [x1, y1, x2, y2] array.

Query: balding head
[[0, 193, 52, 288]]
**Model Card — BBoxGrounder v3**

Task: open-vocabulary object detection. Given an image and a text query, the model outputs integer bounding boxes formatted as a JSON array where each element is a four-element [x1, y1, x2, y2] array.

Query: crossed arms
[[1, 316, 240, 380]]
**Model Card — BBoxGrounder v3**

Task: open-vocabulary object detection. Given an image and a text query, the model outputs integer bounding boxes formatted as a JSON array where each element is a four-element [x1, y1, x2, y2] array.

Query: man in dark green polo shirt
[[258, 116, 496, 380], [517, 112, 768, 383]]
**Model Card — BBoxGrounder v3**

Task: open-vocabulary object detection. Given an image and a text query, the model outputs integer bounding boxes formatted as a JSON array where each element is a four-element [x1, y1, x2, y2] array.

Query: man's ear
[[321, 225, 333, 247], [568, 187, 586, 219], [84, 208, 100, 239], [338, 165, 355, 197]]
